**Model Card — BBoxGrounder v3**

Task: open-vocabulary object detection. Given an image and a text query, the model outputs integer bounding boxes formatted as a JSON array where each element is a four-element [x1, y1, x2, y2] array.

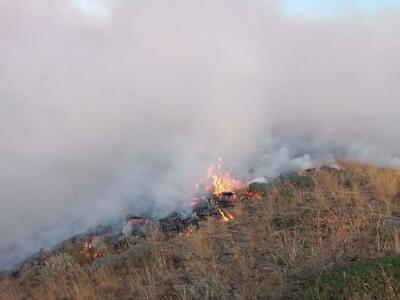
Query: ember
[[244, 190, 262, 199], [83, 237, 104, 261], [213, 191, 237, 207], [122, 215, 152, 237]]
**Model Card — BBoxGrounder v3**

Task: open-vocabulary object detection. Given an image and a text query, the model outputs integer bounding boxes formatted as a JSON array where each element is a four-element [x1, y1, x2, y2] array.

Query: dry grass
[[1, 161, 400, 299]]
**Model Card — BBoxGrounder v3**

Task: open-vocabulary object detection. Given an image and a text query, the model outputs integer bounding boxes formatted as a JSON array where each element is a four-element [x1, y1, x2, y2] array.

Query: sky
[[73, 0, 400, 18], [281, 0, 400, 18], [73, 0, 112, 17]]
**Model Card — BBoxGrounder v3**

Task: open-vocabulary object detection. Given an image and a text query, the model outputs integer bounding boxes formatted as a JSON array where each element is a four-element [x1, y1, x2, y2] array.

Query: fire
[[83, 237, 104, 261], [244, 190, 262, 199], [203, 158, 241, 196], [219, 208, 234, 222], [213, 175, 239, 196]]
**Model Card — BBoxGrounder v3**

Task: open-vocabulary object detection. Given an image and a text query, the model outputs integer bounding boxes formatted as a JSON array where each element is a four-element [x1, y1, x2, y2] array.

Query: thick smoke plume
[[1, 0, 400, 269]]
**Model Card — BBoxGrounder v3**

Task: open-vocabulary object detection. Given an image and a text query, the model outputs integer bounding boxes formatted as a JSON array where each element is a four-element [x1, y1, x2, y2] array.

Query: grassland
[[1, 161, 400, 299]]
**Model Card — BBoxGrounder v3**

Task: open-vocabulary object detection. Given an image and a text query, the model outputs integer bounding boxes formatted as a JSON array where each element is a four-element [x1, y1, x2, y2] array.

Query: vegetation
[[1, 161, 400, 299], [304, 255, 400, 299]]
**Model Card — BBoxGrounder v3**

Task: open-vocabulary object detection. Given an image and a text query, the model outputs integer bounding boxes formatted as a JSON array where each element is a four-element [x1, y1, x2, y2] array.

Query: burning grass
[[2, 161, 400, 299]]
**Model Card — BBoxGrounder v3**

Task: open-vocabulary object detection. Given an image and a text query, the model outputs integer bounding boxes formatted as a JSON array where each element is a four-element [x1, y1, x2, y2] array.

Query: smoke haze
[[1, 0, 400, 269]]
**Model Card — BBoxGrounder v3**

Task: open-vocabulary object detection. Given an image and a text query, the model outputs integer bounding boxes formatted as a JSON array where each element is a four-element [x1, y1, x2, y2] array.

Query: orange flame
[[244, 190, 262, 199], [84, 237, 104, 260], [201, 158, 241, 196], [219, 208, 234, 222]]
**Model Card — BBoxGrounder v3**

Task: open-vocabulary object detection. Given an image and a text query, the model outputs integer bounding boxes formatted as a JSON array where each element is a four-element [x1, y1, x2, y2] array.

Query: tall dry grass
[[1, 161, 400, 299]]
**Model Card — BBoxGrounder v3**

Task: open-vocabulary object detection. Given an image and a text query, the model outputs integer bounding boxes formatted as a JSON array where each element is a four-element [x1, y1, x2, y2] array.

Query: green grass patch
[[304, 256, 400, 299]]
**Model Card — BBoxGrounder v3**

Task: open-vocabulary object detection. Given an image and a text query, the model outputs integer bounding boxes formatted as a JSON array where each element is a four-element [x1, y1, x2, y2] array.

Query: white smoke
[[1, 0, 400, 269]]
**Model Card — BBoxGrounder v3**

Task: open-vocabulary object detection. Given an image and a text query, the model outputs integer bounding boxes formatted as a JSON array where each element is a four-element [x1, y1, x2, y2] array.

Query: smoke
[[1, 0, 400, 269]]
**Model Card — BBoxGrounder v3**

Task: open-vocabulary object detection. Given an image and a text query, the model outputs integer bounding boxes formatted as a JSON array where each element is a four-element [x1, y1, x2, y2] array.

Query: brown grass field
[[1, 161, 400, 299]]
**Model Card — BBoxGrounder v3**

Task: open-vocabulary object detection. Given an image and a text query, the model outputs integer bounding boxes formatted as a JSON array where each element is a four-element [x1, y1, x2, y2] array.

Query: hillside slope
[[1, 161, 400, 299]]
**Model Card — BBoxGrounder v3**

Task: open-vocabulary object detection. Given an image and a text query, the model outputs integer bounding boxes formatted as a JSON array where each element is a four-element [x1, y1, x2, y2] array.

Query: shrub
[[37, 253, 79, 281], [188, 274, 221, 300]]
